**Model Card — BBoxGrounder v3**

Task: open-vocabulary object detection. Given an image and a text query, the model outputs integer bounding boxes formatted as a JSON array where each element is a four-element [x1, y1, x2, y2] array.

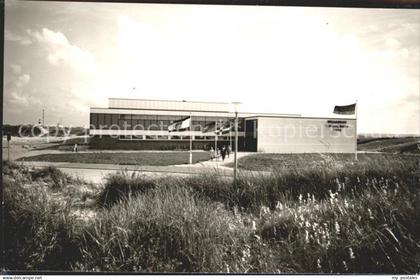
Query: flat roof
[[109, 97, 231, 105], [89, 107, 356, 120], [245, 115, 355, 121], [91, 98, 354, 120], [91, 106, 299, 116]]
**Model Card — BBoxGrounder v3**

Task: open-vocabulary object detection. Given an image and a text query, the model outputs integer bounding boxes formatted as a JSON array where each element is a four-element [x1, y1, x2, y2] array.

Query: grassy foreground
[[227, 153, 420, 171], [3, 154, 420, 273], [17, 151, 211, 166]]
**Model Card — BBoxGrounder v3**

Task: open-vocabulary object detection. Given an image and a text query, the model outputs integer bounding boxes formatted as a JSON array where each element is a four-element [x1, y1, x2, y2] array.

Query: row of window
[[90, 113, 245, 131], [119, 135, 233, 141]]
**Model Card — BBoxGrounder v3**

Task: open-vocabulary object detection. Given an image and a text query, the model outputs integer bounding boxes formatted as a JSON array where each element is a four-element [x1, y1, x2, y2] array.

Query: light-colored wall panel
[[109, 98, 230, 112], [256, 117, 356, 153]]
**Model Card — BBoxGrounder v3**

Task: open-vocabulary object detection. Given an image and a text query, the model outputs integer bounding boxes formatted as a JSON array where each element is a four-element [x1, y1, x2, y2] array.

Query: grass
[[3, 161, 99, 270], [381, 142, 420, 154], [3, 154, 420, 273], [79, 186, 250, 272], [16, 151, 211, 166], [358, 136, 420, 152], [226, 153, 420, 171]]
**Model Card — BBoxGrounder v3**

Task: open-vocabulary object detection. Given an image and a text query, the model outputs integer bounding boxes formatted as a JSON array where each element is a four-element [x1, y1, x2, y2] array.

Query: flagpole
[[355, 100, 358, 161], [231, 102, 240, 185], [234, 110, 238, 184], [189, 112, 193, 165], [215, 120, 218, 160], [229, 128, 232, 150]]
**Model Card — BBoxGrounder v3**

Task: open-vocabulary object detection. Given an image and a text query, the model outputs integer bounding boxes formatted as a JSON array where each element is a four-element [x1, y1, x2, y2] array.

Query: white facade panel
[[90, 107, 300, 119], [109, 98, 230, 112], [256, 117, 356, 153], [91, 108, 236, 118]]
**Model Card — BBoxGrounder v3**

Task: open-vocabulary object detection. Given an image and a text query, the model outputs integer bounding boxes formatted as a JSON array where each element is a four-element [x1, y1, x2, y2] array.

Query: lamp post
[[6, 133, 11, 162], [355, 100, 358, 161], [189, 112, 193, 164], [231, 102, 241, 184]]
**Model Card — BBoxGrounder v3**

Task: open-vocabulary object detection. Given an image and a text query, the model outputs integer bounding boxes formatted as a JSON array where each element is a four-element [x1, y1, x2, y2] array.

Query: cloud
[[10, 91, 29, 105], [27, 28, 96, 73], [385, 37, 401, 49], [398, 93, 420, 107], [16, 73, 30, 87], [10, 63, 22, 74], [7, 73, 32, 106], [5, 29, 32, 45]]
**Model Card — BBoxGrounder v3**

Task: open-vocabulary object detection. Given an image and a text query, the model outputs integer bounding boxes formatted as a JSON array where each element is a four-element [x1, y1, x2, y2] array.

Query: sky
[[3, 1, 419, 134]]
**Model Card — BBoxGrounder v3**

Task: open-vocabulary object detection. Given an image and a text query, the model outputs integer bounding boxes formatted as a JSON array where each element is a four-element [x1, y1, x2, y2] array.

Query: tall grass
[[256, 180, 420, 273], [3, 164, 83, 270], [3, 154, 420, 272], [96, 171, 158, 207], [79, 186, 250, 272], [97, 155, 418, 212]]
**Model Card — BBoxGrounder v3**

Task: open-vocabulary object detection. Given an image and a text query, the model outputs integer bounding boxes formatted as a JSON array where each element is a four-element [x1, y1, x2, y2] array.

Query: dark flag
[[168, 116, 191, 132], [333, 103, 356, 115], [202, 121, 217, 133], [217, 120, 234, 135]]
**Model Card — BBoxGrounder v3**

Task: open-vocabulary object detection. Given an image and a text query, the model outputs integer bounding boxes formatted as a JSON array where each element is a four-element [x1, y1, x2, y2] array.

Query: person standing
[[221, 145, 227, 161], [210, 146, 215, 161], [74, 143, 78, 153], [227, 145, 231, 158]]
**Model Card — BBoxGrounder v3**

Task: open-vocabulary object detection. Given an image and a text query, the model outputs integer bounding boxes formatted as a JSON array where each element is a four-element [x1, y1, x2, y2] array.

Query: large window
[[104, 114, 112, 128], [111, 114, 118, 129], [98, 114, 105, 128], [90, 113, 245, 131], [118, 119, 131, 129], [90, 113, 98, 128]]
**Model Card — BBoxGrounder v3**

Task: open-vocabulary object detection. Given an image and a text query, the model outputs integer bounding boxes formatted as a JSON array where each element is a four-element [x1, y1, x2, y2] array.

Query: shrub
[[31, 166, 71, 189], [255, 180, 420, 273], [4, 154, 420, 273], [96, 171, 158, 207], [80, 186, 251, 272], [3, 175, 83, 270]]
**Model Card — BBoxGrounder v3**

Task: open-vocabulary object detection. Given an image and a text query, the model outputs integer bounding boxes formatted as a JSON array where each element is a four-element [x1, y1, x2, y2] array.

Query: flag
[[217, 120, 234, 135], [333, 103, 356, 115], [203, 121, 218, 133], [168, 116, 191, 132], [203, 120, 234, 134]]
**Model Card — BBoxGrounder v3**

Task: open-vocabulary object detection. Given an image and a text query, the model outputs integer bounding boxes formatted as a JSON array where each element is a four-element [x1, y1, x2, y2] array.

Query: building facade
[[89, 98, 356, 153]]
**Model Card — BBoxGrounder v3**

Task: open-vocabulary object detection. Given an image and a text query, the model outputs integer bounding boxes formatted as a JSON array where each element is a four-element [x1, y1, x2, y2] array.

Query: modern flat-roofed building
[[89, 98, 356, 153]]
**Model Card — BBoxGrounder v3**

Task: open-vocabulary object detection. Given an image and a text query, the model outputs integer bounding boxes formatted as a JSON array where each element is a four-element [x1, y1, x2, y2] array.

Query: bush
[[3, 176, 83, 270], [256, 180, 420, 273], [4, 154, 420, 273], [31, 166, 72, 189], [80, 186, 251, 272], [96, 171, 158, 207]]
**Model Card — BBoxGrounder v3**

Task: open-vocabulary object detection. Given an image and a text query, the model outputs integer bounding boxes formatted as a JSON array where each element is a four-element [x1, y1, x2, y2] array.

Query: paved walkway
[[173, 151, 251, 168]]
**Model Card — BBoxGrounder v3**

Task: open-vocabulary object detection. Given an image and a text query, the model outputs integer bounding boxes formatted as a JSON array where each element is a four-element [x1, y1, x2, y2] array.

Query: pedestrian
[[221, 146, 227, 161], [74, 143, 78, 153], [227, 145, 232, 158], [210, 146, 215, 161]]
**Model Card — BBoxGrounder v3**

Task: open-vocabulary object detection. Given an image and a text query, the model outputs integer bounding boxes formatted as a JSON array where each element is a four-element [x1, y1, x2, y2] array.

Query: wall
[[256, 117, 356, 153], [108, 98, 230, 112]]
